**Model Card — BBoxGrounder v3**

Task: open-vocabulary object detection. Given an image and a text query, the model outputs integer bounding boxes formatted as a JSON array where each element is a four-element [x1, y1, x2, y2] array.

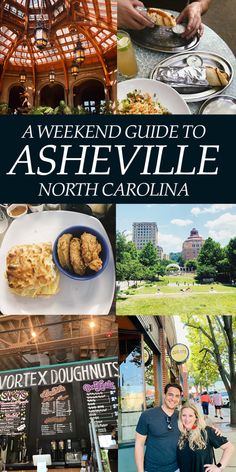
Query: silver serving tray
[[129, 26, 200, 53], [199, 95, 236, 114], [150, 51, 233, 102]]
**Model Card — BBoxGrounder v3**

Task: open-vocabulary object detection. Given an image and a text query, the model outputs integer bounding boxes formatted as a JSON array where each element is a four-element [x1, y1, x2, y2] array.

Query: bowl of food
[[53, 226, 109, 280], [117, 78, 191, 114]]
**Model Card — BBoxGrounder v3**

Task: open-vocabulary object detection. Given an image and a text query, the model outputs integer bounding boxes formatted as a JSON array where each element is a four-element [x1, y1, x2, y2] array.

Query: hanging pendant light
[[19, 69, 27, 84], [49, 70, 55, 83], [35, 0, 48, 50], [74, 38, 85, 65], [71, 60, 79, 78]]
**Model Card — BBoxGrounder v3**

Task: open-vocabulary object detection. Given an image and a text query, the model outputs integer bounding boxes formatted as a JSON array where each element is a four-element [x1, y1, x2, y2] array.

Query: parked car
[[221, 391, 230, 407]]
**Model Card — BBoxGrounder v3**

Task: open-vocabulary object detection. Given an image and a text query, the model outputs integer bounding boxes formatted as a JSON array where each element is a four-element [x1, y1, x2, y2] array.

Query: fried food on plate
[[147, 8, 176, 26], [80, 232, 103, 272], [206, 66, 230, 87], [69, 238, 86, 275], [6, 242, 59, 297], [57, 233, 73, 271], [56, 231, 103, 275]]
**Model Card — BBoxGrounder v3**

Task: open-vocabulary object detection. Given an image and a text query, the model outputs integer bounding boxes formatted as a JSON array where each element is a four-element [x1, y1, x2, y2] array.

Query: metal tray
[[199, 95, 236, 114], [150, 51, 233, 102], [129, 26, 200, 54]]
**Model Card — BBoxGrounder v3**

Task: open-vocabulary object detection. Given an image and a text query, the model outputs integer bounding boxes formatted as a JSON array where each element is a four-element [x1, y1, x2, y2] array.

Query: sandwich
[[6, 242, 59, 297], [147, 8, 176, 26]]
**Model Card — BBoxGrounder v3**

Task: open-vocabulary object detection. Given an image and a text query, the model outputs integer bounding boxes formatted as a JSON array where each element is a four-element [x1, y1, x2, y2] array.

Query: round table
[[118, 23, 236, 114]]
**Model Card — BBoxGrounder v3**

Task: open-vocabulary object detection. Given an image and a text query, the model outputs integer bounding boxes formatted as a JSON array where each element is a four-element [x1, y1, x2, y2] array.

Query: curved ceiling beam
[[24, 0, 30, 37], [0, 34, 24, 92], [27, 37, 36, 96], [78, 25, 111, 86], [45, 0, 53, 26], [0, 1, 115, 89], [74, 11, 116, 33], [54, 37, 69, 93]]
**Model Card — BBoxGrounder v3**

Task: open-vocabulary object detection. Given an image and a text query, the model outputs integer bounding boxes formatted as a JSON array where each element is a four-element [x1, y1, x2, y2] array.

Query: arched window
[[8, 85, 26, 112], [73, 79, 105, 113], [40, 84, 65, 108]]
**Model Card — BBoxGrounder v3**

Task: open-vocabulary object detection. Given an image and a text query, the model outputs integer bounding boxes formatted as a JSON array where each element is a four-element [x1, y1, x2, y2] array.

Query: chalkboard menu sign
[[81, 379, 118, 433], [0, 389, 30, 435], [39, 384, 74, 437]]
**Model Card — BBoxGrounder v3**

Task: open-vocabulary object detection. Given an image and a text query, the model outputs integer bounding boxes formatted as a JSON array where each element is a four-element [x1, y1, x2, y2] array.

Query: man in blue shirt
[[135, 383, 182, 472]]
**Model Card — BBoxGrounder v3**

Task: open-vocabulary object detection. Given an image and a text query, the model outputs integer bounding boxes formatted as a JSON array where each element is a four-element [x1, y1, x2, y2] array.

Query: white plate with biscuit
[[0, 211, 115, 315]]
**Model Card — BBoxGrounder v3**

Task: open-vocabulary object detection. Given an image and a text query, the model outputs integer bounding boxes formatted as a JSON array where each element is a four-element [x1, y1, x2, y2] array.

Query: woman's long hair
[[178, 402, 207, 450]]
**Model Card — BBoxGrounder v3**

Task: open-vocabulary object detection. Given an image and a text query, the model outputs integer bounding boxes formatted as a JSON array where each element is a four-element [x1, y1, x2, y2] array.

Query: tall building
[[157, 245, 163, 260], [182, 228, 204, 260], [132, 222, 158, 250]]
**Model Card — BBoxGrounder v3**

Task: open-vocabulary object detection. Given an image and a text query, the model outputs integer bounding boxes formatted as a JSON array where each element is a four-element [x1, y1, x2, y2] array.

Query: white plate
[[117, 78, 191, 114], [0, 211, 115, 315], [151, 51, 233, 102]]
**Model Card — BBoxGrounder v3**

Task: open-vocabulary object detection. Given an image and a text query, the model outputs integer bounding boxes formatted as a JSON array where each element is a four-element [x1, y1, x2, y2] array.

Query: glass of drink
[[117, 30, 138, 78], [0, 208, 8, 235]]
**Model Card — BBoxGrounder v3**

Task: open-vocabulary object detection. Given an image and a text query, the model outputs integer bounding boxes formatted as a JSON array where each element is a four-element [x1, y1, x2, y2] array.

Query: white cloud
[[171, 218, 193, 227], [191, 204, 236, 216], [205, 213, 236, 242], [123, 230, 132, 241], [159, 233, 182, 253]]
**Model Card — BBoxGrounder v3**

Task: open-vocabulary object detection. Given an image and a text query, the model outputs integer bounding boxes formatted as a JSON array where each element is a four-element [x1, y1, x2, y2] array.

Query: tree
[[197, 238, 223, 267], [143, 263, 165, 282], [177, 254, 185, 267], [182, 315, 236, 425], [116, 232, 127, 263], [196, 264, 217, 282], [185, 259, 197, 271], [227, 237, 236, 276], [139, 242, 158, 267], [217, 257, 231, 283]]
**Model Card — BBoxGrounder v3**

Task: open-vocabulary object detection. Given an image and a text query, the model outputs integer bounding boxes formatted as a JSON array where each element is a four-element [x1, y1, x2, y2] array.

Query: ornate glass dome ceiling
[[0, 0, 116, 70]]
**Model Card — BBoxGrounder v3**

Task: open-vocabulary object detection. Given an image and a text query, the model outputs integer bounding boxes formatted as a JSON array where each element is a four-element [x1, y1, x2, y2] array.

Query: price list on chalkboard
[[39, 384, 74, 437], [0, 389, 30, 435], [82, 379, 118, 433]]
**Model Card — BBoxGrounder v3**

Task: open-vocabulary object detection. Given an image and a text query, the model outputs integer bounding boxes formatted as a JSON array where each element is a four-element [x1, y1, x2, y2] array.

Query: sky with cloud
[[117, 204, 236, 254]]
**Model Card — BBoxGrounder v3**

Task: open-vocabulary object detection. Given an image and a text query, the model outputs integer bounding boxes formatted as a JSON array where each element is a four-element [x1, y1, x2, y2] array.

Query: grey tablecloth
[[119, 24, 236, 113]]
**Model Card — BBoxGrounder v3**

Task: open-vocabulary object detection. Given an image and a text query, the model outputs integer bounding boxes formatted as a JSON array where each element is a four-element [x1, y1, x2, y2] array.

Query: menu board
[[81, 379, 118, 433], [0, 389, 30, 435], [39, 384, 74, 437]]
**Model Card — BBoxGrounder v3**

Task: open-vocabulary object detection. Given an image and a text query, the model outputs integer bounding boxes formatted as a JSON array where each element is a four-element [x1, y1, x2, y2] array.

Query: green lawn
[[117, 276, 236, 315]]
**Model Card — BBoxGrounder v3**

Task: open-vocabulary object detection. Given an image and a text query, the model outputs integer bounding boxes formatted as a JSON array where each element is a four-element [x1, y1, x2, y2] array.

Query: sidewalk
[[200, 404, 236, 470]]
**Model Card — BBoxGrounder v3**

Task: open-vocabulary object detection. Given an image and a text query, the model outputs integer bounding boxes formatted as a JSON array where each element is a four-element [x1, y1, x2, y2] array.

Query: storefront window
[[119, 336, 144, 442]]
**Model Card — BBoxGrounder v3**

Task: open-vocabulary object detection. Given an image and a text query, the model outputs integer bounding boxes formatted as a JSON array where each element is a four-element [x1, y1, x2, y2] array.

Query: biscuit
[[6, 242, 59, 297]]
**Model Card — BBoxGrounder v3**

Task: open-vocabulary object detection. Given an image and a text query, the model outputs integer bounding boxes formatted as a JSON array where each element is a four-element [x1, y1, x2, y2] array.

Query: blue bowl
[[53, 225, 109, 280]]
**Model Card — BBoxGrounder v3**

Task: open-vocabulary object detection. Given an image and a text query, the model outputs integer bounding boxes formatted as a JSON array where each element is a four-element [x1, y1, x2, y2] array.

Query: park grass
[[117, 276, 236, 315], [117, 292, 236, 316], [162, 275, 196, 284], [138, 284, 235, 294]]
